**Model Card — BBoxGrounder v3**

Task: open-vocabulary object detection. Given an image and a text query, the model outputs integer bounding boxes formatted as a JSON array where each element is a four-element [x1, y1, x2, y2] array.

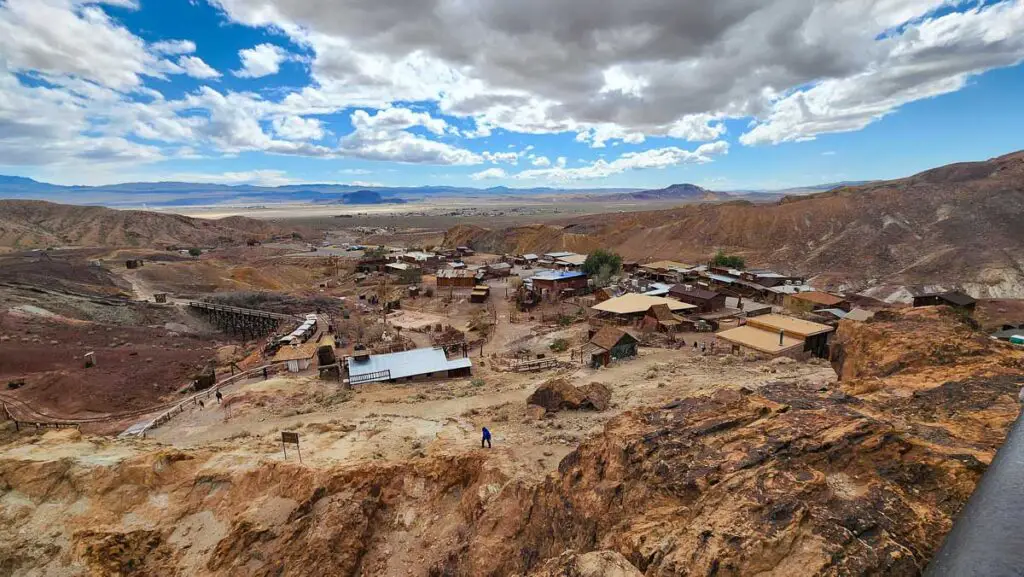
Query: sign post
[[281, 431, 301, 463]]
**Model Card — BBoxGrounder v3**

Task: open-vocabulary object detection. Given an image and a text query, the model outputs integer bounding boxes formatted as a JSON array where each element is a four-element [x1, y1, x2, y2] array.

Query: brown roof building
[[668, 286, 726, 313], [784, 291, 851, 313], [585, 327, 639, 367], [643, 303, 684, 332]]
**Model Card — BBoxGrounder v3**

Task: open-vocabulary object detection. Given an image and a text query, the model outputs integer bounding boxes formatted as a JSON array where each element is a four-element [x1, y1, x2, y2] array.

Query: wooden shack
[[584, 327, 639, 368]]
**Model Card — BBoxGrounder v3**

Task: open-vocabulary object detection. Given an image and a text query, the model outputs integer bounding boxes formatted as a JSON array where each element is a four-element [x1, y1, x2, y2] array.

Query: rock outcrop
[[527, 379, 612, 412]]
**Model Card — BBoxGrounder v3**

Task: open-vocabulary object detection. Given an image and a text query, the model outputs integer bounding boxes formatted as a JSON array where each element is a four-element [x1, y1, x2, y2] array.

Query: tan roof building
[[716, 325, 804, 355], [592, 294, 696, 315], [746, 314, 834, 338], [641, 260, 692, 272], [717, 314, 834, 358]]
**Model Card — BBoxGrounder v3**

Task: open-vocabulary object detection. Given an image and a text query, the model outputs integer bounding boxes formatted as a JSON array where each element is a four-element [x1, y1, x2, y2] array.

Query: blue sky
[[1, 0, 1023, 190]]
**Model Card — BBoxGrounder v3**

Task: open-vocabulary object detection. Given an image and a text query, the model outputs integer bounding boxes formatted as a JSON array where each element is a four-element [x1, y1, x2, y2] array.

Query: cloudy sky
[[2, 0, 1023, 189]]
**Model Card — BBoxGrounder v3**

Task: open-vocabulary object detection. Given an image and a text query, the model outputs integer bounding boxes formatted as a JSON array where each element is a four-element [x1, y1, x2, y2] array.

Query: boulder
[[527, 550, 642, 577], [526, 378, 612, 413]]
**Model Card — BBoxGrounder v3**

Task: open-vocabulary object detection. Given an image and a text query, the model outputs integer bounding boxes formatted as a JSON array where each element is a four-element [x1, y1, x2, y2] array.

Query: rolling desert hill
[[587, 182, 731, 202], [445, 151, 1024, 299], [0, 200, 288, 250]]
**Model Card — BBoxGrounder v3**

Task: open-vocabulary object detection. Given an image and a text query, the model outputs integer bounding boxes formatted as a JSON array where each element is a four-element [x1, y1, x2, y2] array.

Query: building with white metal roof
[[347, 347, 472, 384]]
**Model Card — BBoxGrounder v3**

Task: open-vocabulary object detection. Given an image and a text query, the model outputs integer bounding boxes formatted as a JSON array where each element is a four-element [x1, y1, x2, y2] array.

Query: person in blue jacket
[[481, 427, 492, 448]]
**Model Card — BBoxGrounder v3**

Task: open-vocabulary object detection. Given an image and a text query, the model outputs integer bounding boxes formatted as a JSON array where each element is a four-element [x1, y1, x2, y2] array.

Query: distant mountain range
[[0, 174, 863, 208]]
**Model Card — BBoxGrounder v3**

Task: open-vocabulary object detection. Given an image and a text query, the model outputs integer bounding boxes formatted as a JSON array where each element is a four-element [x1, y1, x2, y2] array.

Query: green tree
[[711, 250, 745, 269], [582, 249, 622, 278], [188, 247, 202, 257]]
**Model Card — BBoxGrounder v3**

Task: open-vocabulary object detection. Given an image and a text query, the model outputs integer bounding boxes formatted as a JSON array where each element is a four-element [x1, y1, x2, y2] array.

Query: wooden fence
[[127, 362, 289, 437]]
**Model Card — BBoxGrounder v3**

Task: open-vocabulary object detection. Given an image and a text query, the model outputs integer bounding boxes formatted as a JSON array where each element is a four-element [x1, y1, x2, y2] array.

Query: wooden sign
[[281, 431, 302, 462]]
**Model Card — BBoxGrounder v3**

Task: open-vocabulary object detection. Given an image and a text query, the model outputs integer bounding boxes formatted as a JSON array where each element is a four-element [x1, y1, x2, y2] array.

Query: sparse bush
[[471, 378, 486, 387], [549, 338, 569, 353], [188, 247, 202, 257], [582, 249, 622, 278], [711, 250, 745, 269]]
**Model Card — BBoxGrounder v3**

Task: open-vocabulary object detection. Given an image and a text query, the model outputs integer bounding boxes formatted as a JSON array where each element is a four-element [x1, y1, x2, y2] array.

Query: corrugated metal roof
[[531, 270, 587, 281], [707, 273, 738, 284], [556, 254, 588, 266], [348, 347, 472, 382], [544, 251, 576, 259], [817, 308, 848, 319]]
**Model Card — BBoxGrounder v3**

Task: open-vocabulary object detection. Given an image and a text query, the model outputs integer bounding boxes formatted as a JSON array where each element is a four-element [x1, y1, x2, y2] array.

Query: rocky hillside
[[1, 307, 1021, 575], [447, 151, 1024, 298], [0, 200, 287, 249]]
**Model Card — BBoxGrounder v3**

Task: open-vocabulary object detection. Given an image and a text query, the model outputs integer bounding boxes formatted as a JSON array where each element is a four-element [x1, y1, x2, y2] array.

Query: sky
[[1, 0, 1024, 190]]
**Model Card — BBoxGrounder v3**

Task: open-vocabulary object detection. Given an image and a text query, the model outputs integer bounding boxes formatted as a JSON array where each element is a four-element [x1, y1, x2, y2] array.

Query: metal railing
[[187, 300, 300, 321], [925, 411, 1024, 576], [348, 369, 392, 385], [125, 362, 289, 437]]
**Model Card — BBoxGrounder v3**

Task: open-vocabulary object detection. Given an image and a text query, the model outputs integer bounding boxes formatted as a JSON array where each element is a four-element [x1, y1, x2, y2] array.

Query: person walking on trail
[[481, 427, 492, 449], [263, 367, 269, 380], [216, 390, 223, 404]]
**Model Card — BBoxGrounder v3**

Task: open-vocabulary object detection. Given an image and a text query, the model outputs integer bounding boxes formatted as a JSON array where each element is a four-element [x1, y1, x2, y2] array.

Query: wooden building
[[642, 304, 684, 332], [585, 327, 639, 368], [436, 269, 478, 288], [591, 294, 695, 325], [668, 286, 726, 313], [784, 291, 851, 313], [716, 314, 833, 359], [530, 270, 589, 294], [470, 285, 490, 303], [912, 290, 977, 313]]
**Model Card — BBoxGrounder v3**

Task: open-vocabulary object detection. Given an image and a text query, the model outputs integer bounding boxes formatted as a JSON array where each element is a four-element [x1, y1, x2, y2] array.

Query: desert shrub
[[471, 378, 486, 387], [582, 249, 622, 278], [711, 250, 745, 269], [188, 247, 202, 257], [549, 338, 569, 353]]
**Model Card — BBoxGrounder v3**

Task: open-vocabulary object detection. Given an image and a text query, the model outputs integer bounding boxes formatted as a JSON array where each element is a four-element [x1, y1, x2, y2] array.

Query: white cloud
[[741, 1, 1024, 144], [177, 55, 221, 79], [167, 169, 299, 186], [208, 0, 1024, 148], [470, 167, 507, 180], [530, 155, 551, 167], [349, 180, 383, 187], [233, 43, 288, 78], [822, 151, 837, 156], [340, 168, 372, 175], [513, 141, 729, 181], [483, 151, 520, 164], [271, 115, 325, 141], [350, 107, 447, 135], [0, 0, 164, 90], [338, 128, 481, 165], [151, 39, 196, 55]]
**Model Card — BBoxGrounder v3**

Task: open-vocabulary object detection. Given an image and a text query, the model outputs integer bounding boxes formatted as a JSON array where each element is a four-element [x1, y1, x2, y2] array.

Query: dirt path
[[147, 346, 837, 478]]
